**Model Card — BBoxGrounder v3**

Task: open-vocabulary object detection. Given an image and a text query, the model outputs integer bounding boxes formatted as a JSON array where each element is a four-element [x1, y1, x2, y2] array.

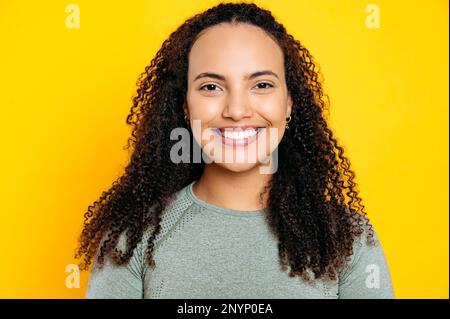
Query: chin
[[214, 161, 261, 173]]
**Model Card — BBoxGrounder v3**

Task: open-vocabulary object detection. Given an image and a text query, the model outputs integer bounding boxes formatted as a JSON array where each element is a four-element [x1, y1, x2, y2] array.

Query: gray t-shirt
[[85, 180, 394, 299]]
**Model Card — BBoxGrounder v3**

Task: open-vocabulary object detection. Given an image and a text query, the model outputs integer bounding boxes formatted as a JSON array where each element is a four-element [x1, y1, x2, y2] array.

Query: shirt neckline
[[186, 180, 268, 217]]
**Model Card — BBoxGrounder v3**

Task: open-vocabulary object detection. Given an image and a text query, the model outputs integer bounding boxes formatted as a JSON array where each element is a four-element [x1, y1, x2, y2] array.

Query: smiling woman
[[76, 2, 394, 299], [186, 24, 291, 177]]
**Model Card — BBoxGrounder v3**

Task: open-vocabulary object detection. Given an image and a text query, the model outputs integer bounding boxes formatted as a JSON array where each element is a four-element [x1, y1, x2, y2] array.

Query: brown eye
[[255, 82, 274, 89], [200, 84, 220, 91]]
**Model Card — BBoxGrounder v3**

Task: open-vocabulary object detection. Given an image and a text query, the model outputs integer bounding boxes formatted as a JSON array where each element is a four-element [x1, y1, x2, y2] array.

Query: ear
[[287, 92, 293, 117]]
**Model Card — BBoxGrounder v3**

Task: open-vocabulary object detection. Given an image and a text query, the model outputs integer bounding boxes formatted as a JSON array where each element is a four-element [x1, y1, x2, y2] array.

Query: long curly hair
[[75, 1, 375, 282]]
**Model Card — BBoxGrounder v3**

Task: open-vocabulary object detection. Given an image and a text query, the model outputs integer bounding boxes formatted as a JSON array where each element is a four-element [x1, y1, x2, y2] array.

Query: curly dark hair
[[75, 1, 375, 282]]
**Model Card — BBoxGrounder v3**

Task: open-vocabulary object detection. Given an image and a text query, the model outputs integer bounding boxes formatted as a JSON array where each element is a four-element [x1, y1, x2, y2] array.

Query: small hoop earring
[[285, 115, 291, 130], [184, 114, 190, 128]]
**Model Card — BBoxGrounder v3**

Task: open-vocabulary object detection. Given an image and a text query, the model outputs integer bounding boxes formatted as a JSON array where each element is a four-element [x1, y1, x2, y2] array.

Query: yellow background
[[0, 0, 448, 298]]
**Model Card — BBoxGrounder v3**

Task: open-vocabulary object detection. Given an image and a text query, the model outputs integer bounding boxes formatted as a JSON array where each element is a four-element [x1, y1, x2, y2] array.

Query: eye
[[199, 83, 221, 91], [254, 82, 274, 89], [199, 82, 274, 92]]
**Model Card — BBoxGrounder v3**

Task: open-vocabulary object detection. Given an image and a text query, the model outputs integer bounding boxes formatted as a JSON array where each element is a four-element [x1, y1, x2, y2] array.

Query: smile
[[212, 127, 263, 147]]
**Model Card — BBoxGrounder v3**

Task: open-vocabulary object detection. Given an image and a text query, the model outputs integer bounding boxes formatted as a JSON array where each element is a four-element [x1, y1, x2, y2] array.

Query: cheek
[[189, 100, 221, 124], [186, 88, 216, 119], [257, 103, 287, 127], [256, 92, 288, 123], [187, 103, 219, 148]]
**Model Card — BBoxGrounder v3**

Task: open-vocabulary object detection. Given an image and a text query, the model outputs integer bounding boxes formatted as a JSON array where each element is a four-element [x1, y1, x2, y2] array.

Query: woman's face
[[185, 22, 292, 173]]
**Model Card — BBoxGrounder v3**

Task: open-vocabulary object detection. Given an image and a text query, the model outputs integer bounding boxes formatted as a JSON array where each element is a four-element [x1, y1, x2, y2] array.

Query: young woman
[[76, 2, 394, 299]]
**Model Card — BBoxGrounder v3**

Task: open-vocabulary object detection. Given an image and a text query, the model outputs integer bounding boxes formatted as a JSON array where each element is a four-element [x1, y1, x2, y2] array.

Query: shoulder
[[140, 182, 198, 250], [337, 219, 395, 298], [342, 218, 381, 271]]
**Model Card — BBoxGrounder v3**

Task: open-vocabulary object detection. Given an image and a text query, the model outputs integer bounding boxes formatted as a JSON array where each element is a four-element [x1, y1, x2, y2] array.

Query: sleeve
[[85, 233, 145, 299], [338, 224, 395, 299]]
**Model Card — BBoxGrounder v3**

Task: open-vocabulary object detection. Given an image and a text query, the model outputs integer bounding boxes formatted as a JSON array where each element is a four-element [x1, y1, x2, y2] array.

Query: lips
[[212, 127, 264, 146]]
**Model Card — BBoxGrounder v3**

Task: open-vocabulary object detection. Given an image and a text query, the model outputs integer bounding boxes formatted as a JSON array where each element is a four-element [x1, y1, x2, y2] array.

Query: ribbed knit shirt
[[85, 180, 394, 299]]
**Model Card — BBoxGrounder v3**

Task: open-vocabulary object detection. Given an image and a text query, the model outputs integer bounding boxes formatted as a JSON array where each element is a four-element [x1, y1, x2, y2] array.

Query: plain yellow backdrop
[[0, 0, 448, 298]]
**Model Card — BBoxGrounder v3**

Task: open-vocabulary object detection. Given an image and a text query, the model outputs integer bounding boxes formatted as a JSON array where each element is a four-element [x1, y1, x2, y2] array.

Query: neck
[[192, 163, 272, 211]]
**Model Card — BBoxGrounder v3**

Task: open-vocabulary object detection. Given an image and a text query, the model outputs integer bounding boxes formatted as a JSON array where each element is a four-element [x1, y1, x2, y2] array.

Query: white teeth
[[220, 128, 260, 139]]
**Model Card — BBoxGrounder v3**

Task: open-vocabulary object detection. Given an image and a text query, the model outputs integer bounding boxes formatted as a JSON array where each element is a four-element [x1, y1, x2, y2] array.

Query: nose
[[222, 91, 253, 121]]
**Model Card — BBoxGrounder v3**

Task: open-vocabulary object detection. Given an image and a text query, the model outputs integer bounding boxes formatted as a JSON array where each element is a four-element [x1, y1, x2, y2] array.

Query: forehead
[[188, 23, 284, 79]]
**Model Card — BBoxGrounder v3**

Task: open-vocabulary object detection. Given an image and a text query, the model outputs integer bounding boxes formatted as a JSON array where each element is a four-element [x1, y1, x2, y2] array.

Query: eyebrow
[[193, 70, 279, 82]]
